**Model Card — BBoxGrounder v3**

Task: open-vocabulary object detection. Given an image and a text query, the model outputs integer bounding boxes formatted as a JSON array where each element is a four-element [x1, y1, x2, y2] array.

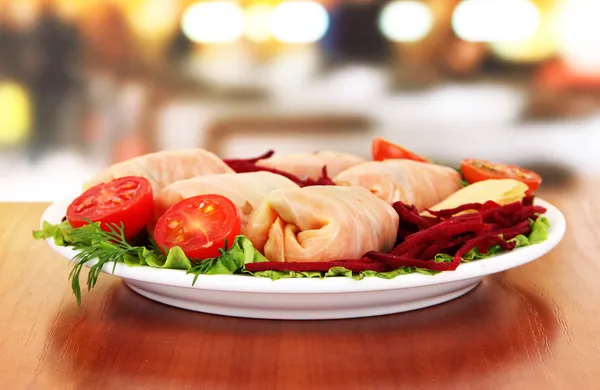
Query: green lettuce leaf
[[528, 216, 550, 245], [207, 235, 268, 275], [248, 266, 440, 281], [33, 220, 83, 246], [34, 213, 552, 286], [144, 246, 192, 270], [251, 270, 323, 280]]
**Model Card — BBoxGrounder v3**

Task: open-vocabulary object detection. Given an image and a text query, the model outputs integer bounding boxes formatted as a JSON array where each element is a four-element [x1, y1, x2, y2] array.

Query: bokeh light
[[379, 0, 434, 42], [452, 0, 540, 43], [127, 0, 180, 40], [244, 3, 272, 43], [0, 82, 30, 146], [181, 1, 245, 44], [557, 0, 600, 72], [269, 1, 329, 44]]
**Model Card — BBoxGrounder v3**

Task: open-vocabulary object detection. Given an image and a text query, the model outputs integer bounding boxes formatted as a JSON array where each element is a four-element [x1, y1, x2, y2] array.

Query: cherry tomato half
[[153, 194, 241, 261], [371, 137, 429, 163], [461, 159, 543, 194], [67, 176, 154, 240]]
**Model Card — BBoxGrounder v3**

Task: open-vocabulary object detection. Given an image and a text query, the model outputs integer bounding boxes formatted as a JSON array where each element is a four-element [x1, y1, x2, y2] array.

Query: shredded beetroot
[[392, 218, 486, 255], [245, 259, 388, 273], [493, 220, 532, 241], [419, 233, 475, 260], [522, 195, 534, 206], [224, 151, 335, 187], [393, 202, 437, 229], [454, 234, 517, 263], [362, 195, 544, 272]]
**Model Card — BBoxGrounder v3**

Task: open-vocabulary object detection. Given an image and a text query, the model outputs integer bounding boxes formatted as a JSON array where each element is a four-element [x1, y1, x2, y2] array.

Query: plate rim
[[41, 197, 566, 294]]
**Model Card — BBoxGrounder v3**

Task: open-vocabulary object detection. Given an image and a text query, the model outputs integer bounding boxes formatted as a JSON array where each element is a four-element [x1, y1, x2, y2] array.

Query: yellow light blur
[[0, 82, 30, 146], [557, 0, 600, 72], [269, 1, 329, 44], [126, 0, 180, 40], [244, 3, 272, 43], [452, 0, 540, 43], [379, 1, 434, 42], [181, 1, 245, 44], [490, 0, 560, 63]]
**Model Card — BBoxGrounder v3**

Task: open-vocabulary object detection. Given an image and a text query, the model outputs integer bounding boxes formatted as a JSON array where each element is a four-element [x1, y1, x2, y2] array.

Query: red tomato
[[67, 176, 154, 240], [371, 137, 429, 163], [461, 159, 543, 194], [153, 195, 241, 261]]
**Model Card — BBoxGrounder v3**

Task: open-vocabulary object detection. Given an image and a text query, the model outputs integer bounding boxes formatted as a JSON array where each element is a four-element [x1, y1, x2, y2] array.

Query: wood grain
[[1, 178, 599, 390]]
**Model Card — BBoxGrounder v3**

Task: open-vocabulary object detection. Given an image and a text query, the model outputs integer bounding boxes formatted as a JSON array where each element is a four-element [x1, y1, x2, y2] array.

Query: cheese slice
[[427, 179, 529, 212]]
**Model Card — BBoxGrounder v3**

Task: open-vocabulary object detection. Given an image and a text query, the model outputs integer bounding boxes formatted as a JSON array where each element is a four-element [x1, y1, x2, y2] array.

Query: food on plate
[[154, 194, 241, 261], [242, 186, 399, 262], [153, 172, 299, 230], [460, 159, 542, 194], [333, 159, 461, 209], [427, 179, 528, 212], [255, 151, 366, 180], [371, 137, 429, 163], [32, 140, 555, 304], [84, 149, 234, 193], [67, 176, 153, 240]]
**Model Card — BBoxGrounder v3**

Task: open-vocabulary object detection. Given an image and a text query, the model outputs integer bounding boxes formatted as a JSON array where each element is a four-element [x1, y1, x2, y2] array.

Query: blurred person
[[0, 4, 19, 80], [82, 2, 139, 79], [167, 29, 194, 70], [9, 0, 83, 161], [321, 0, 390, 66], [80, 3, 150, 165]]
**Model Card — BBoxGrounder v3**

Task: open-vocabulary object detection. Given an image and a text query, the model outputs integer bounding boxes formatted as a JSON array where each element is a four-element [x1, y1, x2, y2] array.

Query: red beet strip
[[224, 150, 274, 165], [224, 151, 335, 187], [300, 166, 336, 186], [365, 251, 460, 271], [393, 202, 437, 229]]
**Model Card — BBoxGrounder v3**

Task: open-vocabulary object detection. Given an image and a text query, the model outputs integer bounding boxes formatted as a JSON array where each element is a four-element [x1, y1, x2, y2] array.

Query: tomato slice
[[461, 159, 543, 194], [67, 176, 154, 240], [153, 195, 241, 261], [372, 137, 429, 163]]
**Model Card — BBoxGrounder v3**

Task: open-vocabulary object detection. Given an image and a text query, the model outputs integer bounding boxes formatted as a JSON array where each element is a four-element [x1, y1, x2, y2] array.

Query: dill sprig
[[68, 220, 142, 305], [187, 239, 230, 286]]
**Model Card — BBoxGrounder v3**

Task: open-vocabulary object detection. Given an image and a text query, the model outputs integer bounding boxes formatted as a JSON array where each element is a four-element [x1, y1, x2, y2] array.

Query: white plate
[[42, 198, 566, 320]]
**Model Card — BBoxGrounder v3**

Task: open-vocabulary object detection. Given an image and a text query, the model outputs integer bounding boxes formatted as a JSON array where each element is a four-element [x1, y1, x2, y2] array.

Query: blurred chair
[[203, 114, 374, 158]]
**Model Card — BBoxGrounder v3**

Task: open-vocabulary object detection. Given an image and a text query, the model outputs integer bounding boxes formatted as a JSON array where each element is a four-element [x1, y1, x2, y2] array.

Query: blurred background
[[0, 0, 599, 201]]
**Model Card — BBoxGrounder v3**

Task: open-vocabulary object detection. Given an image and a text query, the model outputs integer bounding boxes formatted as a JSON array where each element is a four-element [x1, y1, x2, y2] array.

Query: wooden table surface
[[1, 177, 599, 390]]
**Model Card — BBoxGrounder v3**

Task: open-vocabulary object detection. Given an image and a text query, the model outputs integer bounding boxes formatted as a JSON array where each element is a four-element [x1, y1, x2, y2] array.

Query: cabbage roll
[[154, 172, 299, 228], [256, 151, 366, 180], [333, 159, 461, 210], [243, 186, 399, 262], [84, 149, 234, 193]]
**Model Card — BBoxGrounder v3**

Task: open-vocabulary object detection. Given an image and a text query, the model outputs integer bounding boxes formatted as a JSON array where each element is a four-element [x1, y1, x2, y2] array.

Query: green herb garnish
[[68, 220, 153, 305], [455, 167, 469, 188]]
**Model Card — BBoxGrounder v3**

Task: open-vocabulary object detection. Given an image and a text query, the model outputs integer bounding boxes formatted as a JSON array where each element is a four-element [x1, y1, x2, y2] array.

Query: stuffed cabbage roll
[[84, 149, 234, 193], [243, 186, 399, 262], [333, 159, 461, 210], [154, 172, 299, 228], [256, 151, 366, 180]]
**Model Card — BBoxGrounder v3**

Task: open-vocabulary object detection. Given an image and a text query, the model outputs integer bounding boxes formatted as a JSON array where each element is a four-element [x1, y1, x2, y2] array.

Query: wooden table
[[1, 178, 599, 390]]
